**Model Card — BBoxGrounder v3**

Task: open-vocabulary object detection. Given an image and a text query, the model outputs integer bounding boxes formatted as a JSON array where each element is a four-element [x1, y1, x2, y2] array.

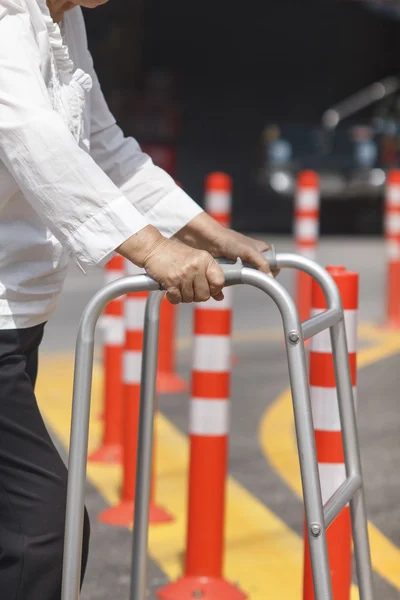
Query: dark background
[[83, 0, 400, 232]]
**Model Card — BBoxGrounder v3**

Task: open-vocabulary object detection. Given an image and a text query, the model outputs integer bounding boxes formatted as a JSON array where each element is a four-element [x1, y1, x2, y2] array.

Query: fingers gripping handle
[[156, 245, 278, 290], [97, 246, 278, 296], [215, 245, 278, 286], [265, 244, 277, 272], [260, 244, 277, 272]]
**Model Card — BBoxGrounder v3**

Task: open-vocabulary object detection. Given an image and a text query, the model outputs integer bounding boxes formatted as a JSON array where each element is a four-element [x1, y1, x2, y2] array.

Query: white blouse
[[0, 0, 202, 329]]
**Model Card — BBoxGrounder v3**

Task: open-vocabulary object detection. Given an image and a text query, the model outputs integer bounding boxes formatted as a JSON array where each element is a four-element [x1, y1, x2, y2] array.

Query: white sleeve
[[0, 10, 149, 270], [86, 53, 203, 238]]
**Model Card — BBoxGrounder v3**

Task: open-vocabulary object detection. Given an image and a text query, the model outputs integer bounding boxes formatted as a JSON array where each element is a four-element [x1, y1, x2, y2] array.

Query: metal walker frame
[[61, 248, 374, 600]]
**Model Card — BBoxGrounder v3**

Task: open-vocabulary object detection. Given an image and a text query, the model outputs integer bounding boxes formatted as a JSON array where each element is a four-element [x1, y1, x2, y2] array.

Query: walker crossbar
[[61, 248, 374, 600], [302, 307, 342, 340]]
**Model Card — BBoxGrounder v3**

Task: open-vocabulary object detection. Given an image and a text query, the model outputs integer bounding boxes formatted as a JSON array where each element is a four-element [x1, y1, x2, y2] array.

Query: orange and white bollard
[[158, 290, 245, 600], [89, 255, 125, 464], [157, 173, 232, 393], [294, 171, 320, 323], [99, 262, 172, 526], [205, 172, 232, 227], [156, 180, 187, 394], [303, 265, 358, 600], [385, 169, 400, 327], [204, 172, 238, 365], [156, 298, 187, 393]]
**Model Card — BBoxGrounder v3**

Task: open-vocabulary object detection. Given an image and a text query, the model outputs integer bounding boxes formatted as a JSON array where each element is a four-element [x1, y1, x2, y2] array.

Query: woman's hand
[[117, 225, 225, 305], [205, 228, 272, 272], [47, 0, 109, 23], [176, 213, 278, 276]]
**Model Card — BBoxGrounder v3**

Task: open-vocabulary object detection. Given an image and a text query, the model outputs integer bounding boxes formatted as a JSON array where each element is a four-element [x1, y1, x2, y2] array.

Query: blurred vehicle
[[257, 76, 400, 203]]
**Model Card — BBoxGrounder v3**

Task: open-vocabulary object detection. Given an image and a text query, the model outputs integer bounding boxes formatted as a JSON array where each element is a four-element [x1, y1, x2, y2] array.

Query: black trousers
[[0, 324, 90, 599]]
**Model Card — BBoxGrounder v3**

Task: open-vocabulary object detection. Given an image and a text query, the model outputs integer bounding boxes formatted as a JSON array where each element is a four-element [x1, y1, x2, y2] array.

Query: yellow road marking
[[176, 327, 283, 350], [260, 324, 400, 594], [36, 322, 400, 597], [37, 355, 304, 598], [174, 321, 381, 351]]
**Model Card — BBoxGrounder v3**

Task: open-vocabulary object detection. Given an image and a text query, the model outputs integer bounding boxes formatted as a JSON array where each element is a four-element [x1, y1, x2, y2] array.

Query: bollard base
[[157, 371, 187, 394], [98, 500, 174, 527], [88, 443, 122, 464], [157, 576, 247, 600]]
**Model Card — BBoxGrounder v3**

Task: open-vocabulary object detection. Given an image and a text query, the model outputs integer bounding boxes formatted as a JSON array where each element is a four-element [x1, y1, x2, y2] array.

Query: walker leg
[[284, 327, 333, 600], [61, 337, 96, 600], [130, 291, 164, 600], [273, 251, 374, 599], [330, 318, 374, 600]]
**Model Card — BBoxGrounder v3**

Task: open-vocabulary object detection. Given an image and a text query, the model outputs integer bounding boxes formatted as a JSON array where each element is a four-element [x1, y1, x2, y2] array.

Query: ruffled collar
[[22, 0, 93, 145], [34, 0, 75, 81]]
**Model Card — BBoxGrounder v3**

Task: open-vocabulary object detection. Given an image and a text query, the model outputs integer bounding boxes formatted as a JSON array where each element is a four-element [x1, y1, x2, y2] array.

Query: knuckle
[[186, 262, 197, 277], [197, 251, 209, 266], [192, 255, 203, 270]]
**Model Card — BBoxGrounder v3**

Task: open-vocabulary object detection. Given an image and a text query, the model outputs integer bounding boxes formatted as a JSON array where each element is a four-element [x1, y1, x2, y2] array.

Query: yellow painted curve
[[260, 324, 400, 594], [36, 353, 304, 598], [34, 322, 400, 597]]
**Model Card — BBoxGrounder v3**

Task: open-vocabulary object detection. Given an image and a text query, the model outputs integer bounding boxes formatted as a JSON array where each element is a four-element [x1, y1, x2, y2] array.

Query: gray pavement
[[41, 237, 400, 599]]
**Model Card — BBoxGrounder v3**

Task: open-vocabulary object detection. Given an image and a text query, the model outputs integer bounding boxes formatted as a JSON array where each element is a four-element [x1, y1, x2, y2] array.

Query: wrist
[[175, 212, 223, 253], [116, 225, 165, 268]]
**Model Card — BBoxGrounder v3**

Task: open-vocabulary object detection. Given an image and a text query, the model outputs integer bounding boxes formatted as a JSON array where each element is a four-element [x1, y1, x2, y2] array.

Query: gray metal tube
[[130, 291, 164, 600], [330, 319, 374, 599], [61, 328, 95, 600], [63, 250, 373, 600], [128, 260, 335, 600], [241, 267, 332, 600], [61, 260, 245, 600], [276, 253, 342, 312], [61, 275, 159, 600], [324, 475, 362, 529], [302, 307, 342, 340], [277, 252, 374, 599]]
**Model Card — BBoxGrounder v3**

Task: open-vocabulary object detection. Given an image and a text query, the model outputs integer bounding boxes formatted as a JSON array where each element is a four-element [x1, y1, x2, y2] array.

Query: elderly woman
[[0, 0, 272, 597]]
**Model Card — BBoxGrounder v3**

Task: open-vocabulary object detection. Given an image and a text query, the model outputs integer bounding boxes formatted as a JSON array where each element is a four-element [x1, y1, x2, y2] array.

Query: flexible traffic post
[[89, 255, 125, 463], [294, 170, 320, 322], [158, 288, 246, 600], [303, 265, 358, 600], [205, 171, 238, 364], [99, 262, 172, 526], [385, 169, 400, 327], [205, 172, 232, 227], [156, 297, 186, 393], [156, 180, 187, 394]]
